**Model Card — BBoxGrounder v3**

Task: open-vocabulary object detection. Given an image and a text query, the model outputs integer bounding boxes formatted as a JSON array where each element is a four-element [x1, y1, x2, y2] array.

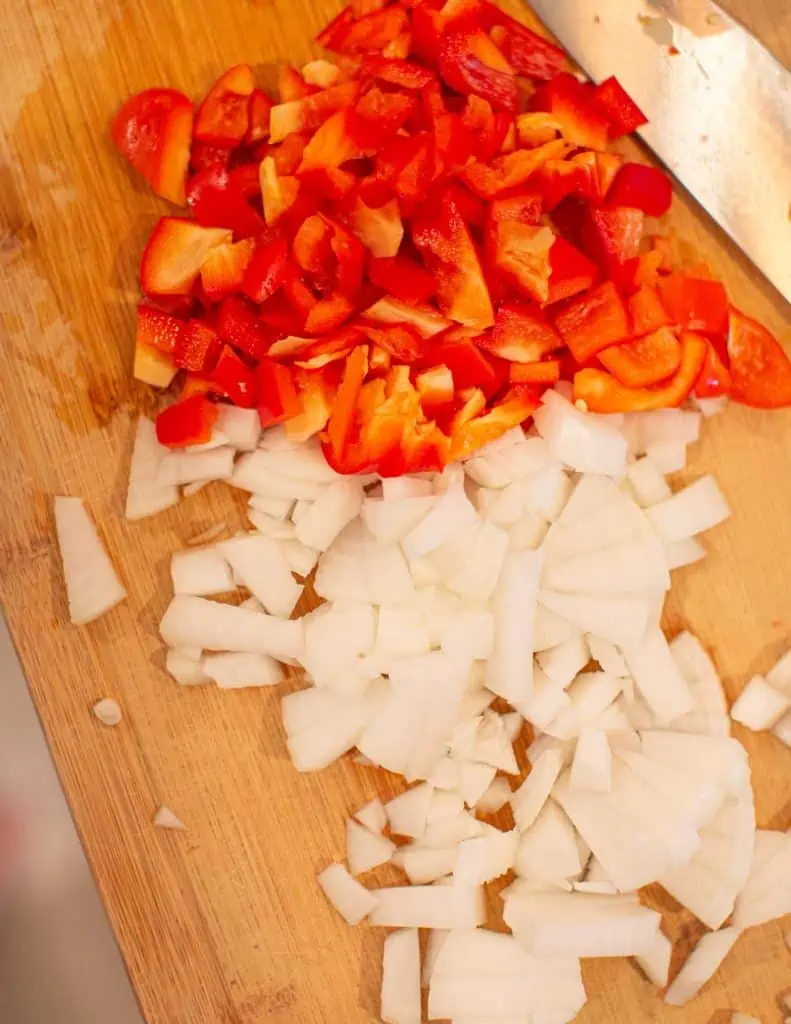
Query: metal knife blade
[[527, 0, 791, 304]]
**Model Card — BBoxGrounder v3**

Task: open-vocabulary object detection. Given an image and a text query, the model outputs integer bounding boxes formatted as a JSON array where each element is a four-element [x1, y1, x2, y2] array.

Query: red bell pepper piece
[[216, 295, 272, 361], [140, 218, 231, 296], [607, 163, 673, 217], [486, 9, 568, 81], [200, 239, 256, 301], [327, 5, 409, 54], [360, 133, 429, 208], [227, 163, 262, 199], [305, 294, 356, 335], [285, 366, 338, 442], [187, 165, 267, 239], [190, 142, 234, 174], [368, 256, 436, 305], [481, 301, 562, 363], [415, 365, 455, 415], [156, 394, 218, 448], [694, 340, 733, 399], [209, 345, 258, 408], [293, 214, 333, 276], [278, 65, 315, 103], [396, 420, 450, 475], [595, 151, 625, 200], [433, 114, 475, 175], [136, 304, 183, 355], [283, 264, 319, 321], [575, 331, 707, 412], [442, 183, 487, 229], [727, 308, 791, 408], [449, 388, 488, 435], [345, 196, 405, 260], [246, 89, 273, 145], [490, 220, 555, 304], [194, 65, 255, 146], [535, 157, 596, 211], [259, 157, 301, 227], [552, 280, 631, 363], [358, 321, 426, 362], [361, 56, 435, 90], [326, 345, 369, 460], [257, 357, 302, 426], [269, 81, 360, 143], [273, 132, 310, 174], [439, 26, 518, 114], [316, 6, 356, 50], [581, 206, 644, 286], [411, 3, 443, 67], [412, 191, 494, 330], [530, 74, 610, 150], [325, 216, 366, 299], [659, 274, 729, 336], [173, 319, 223, 374], [111, 88, 193, 205], [241, 235, 290, 304], [628, 286, 672, 338], [547, 237, 600, 304], [590, 77, 648, 139], [509, 360, 561, 384], [463, 139, 567, 200], [258, 292, 304, 336], [598, 326, 682, 389], [450, 386, 541, 460], [419, 337, 502, 396], [461, 96, 514, 163]]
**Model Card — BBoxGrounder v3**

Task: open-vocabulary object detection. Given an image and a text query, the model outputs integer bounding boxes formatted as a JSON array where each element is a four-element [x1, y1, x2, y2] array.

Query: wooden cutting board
[[0, 1, 789, 1021]]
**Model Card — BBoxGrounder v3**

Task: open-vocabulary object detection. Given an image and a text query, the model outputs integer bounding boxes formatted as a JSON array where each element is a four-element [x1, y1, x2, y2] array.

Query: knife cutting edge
[[526, 0, 791, 305]]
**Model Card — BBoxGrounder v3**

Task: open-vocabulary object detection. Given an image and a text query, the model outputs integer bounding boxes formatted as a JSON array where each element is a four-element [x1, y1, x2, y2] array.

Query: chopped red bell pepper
[[136, 304, 183, 355], [627, 286, 671, 337], [694, 340, 733, 399], [246, 89, 273, 145], [345, 196, 404, 259], [241, 235, 290, 304], [509, 360, 561, 384], [535, 156, 596, 211], [439, 26, 518, 114], [358, 320, 425, 362], [411, 3, 443, 67], [433, 114, 475, 175], [415, 365, 455, 415], [294, 331, 360, 370], [419, 337, 502, 396], [305, 293, 356, 335], [140, 218, 231, 296], [727, 308, 791, 408], [488, 190, 543, 229], [111, 88, 193, 205], [449, 388, 487, 435], [658, 273, 729, 336], [273, 132, 310, 174], [156, 394, 218, 448], [590, 77, 648, 139], [257, 357, 302, 426], [173, 319, 223, 373], [285, 366, 338, 441], [598, 326, 681, 389], [293, 214, 333, 276], [530, 74, 610, 150], [552, 280, 631, 363], [323, 5, 409, 55], [463, 139, 567, 200], [442, 182, 487, 229], [282, 264, 319, 321], [574, 331, 707, 412], [490, 221, 555, 304], [209, 345, 258, 407], [361, 56, 436, 90], [595, 151, 624, 199], [368, 255, 436, 305], [607, 163, 673, 217], [269, 81, 361, 143], [316, 6, 356, 50], [278, 65, 315, 103], [325, 215, 366, 299], [547, 237, 600, 304], [200, 238, 256, 300], [486, 8, 568, 81], [481, 301, 562, 362], [326, 345, 369, 459], [463, 97, 513, 165], [190, 141, 234, 174], [581, 206, 644, 285], [259, 157, 301, 226], [450, 385, 541, 459], [194, 65, 255, 146], [412, 191, 494, 330], [187, 165, 267, 239], [216, 295, 272, 361]]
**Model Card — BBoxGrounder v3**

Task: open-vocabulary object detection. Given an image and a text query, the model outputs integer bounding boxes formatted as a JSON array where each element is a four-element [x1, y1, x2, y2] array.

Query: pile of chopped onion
[[54, 389, 791, 1022]]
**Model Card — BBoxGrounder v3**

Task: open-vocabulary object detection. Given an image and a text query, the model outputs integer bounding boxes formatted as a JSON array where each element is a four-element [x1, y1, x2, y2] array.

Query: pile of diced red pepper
[[113, 0, 791, 473]]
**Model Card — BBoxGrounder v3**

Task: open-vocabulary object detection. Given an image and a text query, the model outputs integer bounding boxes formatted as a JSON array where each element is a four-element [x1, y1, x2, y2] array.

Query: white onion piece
[[623, 627, 695, 721], [282, 685, 385, 772], [346, 819, 395, 875], [160, 596, 304, 661], [454, 828, 519, 885], [385, 784, 434, 840], [295, 480, 364, 552], [665, 927, 741, 1006], [402, 484, 478, 559], [515, 800, 582, 882], [317, 863, 378, 925], [440, 608, 495, 664], [362, 495, 437, 544], [93, 698, 122, 726], [587, 635, 629, 677], [511, 746, 566, 831], [486, 550, 542, 705], [165, 648, 209, 686], [368, 885, 485, 929], [171, 547, 234, 596], [766, 649, 791, 693], [392, 845, 457, 885], [543, 537, 669, 596], [646, 476, 731, 543], [203, 652, 284, 689], [381, 928, 421, 1024], [731, 675, 790, 731], [518, 673, 571, 730], [570, 730, 612, 792], [444, 520, 509, 602], [277, 538, 319, 578], [626, 457, 672, 508], [215, 405, 261, 451], [126, 416, 179, 520], [420, 811, 483, 849], [427, 790, 464, 823], [534, 391, 628, 477], [382, 476, 434, 500], [473, 710, 519, 775], [730, 1016, 760, 1024], [546, 673, 622, 741], [635, 929, 672, 988], [533, 604, 575, 652], [504, 890, 660, 958], [537, 634, 589, 689], [249, 493, 293, 520], [153, 806, 187, 831], [772, 711, 791, 747], [55, 497, 127, 625], [732, 829, 791, 930], [456, 763, 497, 808], [538, 590, 651, 648], [302, 603, 376, 686], [232, 452, 326, 499], [158, 447, 234, 486], [644, 440, 687, 474], [475, 776, 512, 814], [665, 537, 706, 570], [354, 798, 387, 835]]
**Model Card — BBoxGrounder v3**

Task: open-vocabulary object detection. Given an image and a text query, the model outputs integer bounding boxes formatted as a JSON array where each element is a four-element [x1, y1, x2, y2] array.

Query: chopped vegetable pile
[[114, 0, 791, 478]]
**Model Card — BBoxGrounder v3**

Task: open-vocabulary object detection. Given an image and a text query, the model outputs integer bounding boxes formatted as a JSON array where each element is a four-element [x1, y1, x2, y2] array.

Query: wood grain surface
[[0, 1, 789, 1022]]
